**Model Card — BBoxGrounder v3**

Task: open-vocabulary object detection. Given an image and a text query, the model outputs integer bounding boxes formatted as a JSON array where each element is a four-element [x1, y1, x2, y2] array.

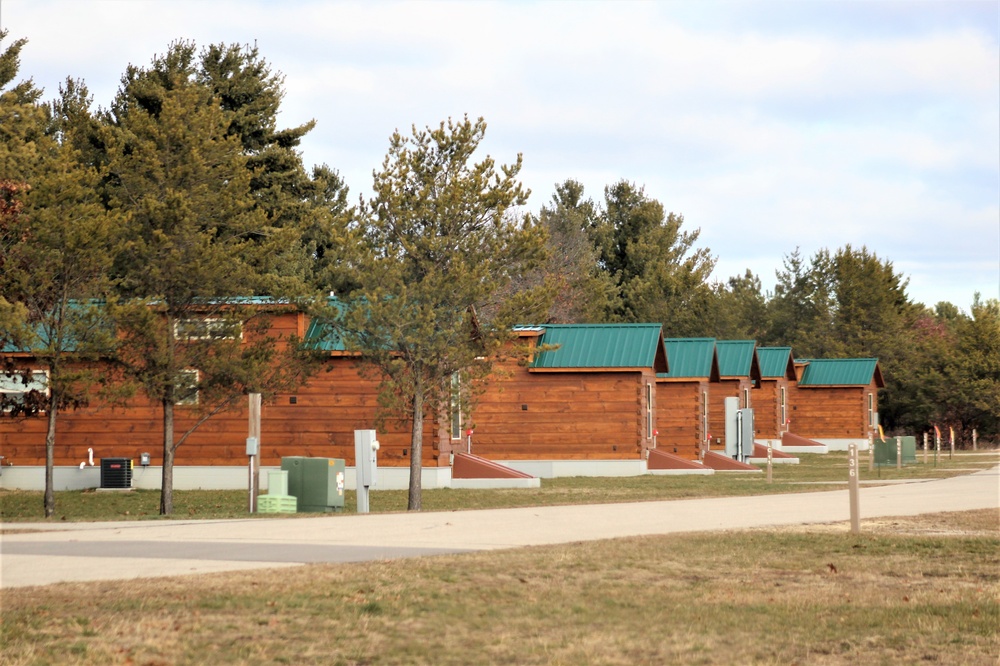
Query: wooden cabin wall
[[469, 361, 651, 460], [707, 378, 752, 445], [0, 355, 444, 469], [754, 378, 789, 440], [654, 380, 706, 460], [788, 385, 877, 439]]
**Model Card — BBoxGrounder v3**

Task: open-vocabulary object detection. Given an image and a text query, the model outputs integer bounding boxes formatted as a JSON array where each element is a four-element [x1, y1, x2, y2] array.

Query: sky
[[3, 0, 998, 313]]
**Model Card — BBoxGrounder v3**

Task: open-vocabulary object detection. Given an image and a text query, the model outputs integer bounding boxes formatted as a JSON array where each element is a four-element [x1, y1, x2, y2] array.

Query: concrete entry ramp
[[781, 432, 830, 454], [450, 453, 540, 490], [452, 453, 534, 479], [702, 451, 762, 472], [647, 449, 714, 475]]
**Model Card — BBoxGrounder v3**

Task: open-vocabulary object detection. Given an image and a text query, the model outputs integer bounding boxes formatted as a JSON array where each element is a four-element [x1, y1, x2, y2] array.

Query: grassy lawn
[[1, 508, 996, 665], [1, 450, 997, 522]]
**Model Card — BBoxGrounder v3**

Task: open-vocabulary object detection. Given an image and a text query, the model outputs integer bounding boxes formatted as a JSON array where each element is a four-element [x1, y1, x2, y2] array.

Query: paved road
[[2, 466, 998, 589]]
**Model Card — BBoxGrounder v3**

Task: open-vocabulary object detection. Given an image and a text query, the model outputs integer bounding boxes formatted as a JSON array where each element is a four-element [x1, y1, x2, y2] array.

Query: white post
[[848, 443, 860, 534], [766, 442, 773, 484], [248, 393, 261, 513], [923, 432, 928, 464]]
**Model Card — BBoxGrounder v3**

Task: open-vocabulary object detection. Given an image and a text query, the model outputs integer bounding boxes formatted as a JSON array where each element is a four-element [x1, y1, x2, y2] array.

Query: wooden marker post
[[973, 429, 977, 451], [248, 392, 261, 513], [896, 438, 902, 470], [848, 443, 860, 534], [923, 432, 928, 464], [766, 442, 773, 484], [935, 431, 940, 466], [949, 428, 955, 459]]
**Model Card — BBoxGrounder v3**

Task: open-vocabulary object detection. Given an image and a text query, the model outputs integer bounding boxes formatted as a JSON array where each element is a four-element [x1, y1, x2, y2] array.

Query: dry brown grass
[[2, 509, 997, 665]]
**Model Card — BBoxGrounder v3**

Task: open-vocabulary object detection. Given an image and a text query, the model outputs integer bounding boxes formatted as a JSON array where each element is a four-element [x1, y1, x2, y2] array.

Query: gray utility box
[[280, 457, 346, 512]]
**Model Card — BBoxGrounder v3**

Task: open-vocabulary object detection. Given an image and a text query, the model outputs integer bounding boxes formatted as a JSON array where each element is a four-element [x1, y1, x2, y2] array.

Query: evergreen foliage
[[590, 180, 716, 335], [341, 116, 549, 510]]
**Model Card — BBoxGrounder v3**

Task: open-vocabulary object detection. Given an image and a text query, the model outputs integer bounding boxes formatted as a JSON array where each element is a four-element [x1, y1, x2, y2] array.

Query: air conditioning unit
[[100, 458, 133, 489]]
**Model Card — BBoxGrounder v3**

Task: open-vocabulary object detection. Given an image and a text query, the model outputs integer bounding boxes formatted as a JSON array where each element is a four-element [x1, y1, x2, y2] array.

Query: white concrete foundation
[[498, 459, 648, 479], [0, 464, 455, 492], [451, 477, 541, 489], [748, 457, 800, 465], [810, 438, 870, 451], [649, 468, 715, 476]]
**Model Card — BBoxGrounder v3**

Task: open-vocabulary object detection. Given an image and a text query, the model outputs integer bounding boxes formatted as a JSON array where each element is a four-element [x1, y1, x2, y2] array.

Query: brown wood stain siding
[[755, 377, 790, 440], [706, 378, 753, 446], [654, 379, 708, 460], [788, 384, 878, 439], [469, 356, 654, 460], [0, 311, 448, 468]]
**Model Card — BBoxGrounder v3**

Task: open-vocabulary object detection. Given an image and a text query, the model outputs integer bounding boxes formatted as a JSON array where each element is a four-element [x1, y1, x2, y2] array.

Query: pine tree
[[102, 44, 316, 514], [341, 116, 548, 510], [0, 33, 120, 517], [591, 180, 715, 335]]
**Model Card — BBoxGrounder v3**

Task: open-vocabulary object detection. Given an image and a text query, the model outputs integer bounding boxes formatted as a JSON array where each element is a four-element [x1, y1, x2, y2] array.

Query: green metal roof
[[757, 347, 794, 379], [715, 340, 757, 377], [657, 338, 717, 379], [531, 324, 668, 372], [797, 358, 883, 387], [304, 318, 348, 352]]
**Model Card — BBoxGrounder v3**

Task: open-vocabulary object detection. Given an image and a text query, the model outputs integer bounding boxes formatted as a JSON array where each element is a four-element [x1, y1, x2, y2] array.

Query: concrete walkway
[[2, 466, 998, 589]]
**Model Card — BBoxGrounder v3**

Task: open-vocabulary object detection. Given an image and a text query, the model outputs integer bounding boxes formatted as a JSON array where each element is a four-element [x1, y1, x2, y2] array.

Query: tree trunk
[[160, 398, 175, 515], [408, 388, 423, 511], [43, 391, 58, 518]]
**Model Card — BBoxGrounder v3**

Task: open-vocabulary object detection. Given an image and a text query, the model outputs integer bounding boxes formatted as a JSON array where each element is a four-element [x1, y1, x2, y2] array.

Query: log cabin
[[0, 306, 455, 491], [789, 358, 884, 450], [754, 347, 796, 448], [707, 340, 761, 454], [468, 323, 669, 477], [654, 338, 719, 460]]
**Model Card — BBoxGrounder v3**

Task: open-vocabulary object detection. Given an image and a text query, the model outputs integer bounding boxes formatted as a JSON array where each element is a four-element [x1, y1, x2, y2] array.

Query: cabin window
[[174, 317, 242, 341], [450, 372, 462, 440], [867, 392, 875, 428], [646, 383, 654, 439], [175, 369, 199, 406], [780, 386, 787, 427], [743, 388, 751, 409], [0, 370, 49, 411]]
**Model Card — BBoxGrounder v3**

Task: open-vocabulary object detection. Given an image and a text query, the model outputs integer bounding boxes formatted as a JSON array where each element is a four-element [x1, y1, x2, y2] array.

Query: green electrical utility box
[[281, 457, 346, 512], [873, 436, 917, 466]]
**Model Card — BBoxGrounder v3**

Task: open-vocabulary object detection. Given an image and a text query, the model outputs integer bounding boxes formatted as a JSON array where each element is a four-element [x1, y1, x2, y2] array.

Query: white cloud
[[6, 0, 998, 309]]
